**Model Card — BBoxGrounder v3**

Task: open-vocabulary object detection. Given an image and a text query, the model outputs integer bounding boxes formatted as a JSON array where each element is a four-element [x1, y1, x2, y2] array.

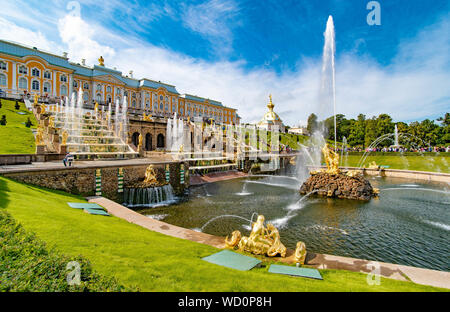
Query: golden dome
[[259, 94, 282, 125]]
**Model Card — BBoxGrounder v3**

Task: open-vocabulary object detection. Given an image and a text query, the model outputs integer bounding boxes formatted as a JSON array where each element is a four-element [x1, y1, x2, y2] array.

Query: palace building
[[0, 39, 240, 125]]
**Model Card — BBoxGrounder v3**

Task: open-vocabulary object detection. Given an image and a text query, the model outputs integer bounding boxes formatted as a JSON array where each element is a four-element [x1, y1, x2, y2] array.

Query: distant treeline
[[306, 112, 450, 148]]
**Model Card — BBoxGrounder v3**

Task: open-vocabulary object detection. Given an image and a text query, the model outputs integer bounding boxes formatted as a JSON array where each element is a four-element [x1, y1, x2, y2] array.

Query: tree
[[0, 115, 6, 126], [306, 113, 318, 135], [364, 117, 378, 148], [15, 100, 20, 110], [348, 114, 366, 147]]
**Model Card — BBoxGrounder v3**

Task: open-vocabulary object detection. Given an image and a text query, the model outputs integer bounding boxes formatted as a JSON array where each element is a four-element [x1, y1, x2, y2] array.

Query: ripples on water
[[136, 175, 450, 271]]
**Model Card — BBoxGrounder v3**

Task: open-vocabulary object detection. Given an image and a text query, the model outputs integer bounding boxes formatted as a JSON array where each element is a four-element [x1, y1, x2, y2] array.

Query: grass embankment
[[341, 154, 450, 173], [0, 209, 129, 291], [0, 177, 445, 292], [0, 99, 36, 154]]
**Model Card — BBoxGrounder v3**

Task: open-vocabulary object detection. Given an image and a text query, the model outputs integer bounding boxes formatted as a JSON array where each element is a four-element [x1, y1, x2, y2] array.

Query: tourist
[[63, 153, 74, 167]]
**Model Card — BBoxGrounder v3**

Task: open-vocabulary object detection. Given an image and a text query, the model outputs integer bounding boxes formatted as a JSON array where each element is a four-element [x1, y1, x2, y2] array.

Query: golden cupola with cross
[[257, 95, 285, 131]]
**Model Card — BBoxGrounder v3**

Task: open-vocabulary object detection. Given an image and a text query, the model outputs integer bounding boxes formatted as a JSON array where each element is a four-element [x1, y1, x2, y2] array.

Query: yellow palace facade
[[0, 39, 240, 125]]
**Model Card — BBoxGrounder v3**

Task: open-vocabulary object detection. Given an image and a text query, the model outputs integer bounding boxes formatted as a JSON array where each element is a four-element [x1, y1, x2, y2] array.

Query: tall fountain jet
[[321, 15, 337, 151]]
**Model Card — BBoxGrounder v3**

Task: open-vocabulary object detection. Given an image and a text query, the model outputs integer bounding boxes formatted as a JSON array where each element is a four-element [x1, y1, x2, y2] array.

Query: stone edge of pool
[[88, 196, 450, 290]]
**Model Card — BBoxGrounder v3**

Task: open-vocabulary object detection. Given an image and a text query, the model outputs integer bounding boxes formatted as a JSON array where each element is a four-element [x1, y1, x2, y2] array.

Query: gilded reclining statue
[[225, 215, 287, 257]]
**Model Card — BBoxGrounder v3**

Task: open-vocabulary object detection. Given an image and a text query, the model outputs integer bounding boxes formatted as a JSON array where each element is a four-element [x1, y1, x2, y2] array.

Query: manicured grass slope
[[341, 154, 450, 173], [0, 99, 36, 154], [0, 209, 129, 291], [0, 177, 445, 291]]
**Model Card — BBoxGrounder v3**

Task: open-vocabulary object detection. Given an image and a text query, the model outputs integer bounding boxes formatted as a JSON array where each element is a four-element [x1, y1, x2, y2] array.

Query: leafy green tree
[[364, 117, 378, 147], [348, 114, 366, 147]]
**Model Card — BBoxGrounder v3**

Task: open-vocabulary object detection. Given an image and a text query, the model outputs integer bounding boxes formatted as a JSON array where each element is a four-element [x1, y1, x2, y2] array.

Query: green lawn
[[0, 176, 446, 292], [0, 99, 36, 154], [340, 154, 450, 173]]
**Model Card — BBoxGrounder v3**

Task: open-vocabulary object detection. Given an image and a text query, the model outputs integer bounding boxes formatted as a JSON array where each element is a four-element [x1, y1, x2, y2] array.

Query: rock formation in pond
[[299, 144, 378, 200]]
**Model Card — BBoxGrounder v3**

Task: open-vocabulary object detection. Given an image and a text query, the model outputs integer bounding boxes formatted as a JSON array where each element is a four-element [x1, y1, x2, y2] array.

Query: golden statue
[[368, 161, 379, 169], [143, 112, 153, 121], [225, 230, 241, 248], [322, 143, 340, 175], [138, 133, 143, 148], [48, 116, 55, 128], [61, 130, 69, 145], [98, 56, 105, 66], [94, 102, 99, 114], [40, 103, 46, 114], [179, 144, 184, 154], [35, 126, 44, 145], [119, 122, 123, 133], [294, 241, 307, 265], [143, 165, 158, 185], [346, 170, 361, 177], [226, 215, 287, 258], [266, 223, 287, 257], [34, 94, 39, 106]]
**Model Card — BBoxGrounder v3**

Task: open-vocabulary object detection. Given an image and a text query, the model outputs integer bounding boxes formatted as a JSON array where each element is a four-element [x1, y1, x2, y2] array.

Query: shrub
[[0, 99, 2, 109], [14, 101, 20, 110], [25, 117, 32, 128], [0, 115, 6, 126], [0, 209, 134, 292]]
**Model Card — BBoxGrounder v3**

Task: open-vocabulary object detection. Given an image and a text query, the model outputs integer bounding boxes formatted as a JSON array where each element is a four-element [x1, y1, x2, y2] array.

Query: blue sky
[[0, 0, 449, 125]]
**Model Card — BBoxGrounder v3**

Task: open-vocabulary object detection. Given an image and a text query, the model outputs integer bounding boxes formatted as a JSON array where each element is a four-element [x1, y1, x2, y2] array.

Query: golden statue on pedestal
[[34, 94, 38, 105], [225, 215, 287, 258], [322, 143, 340, 175], [94, 102, 99, 114], [98, 56, 105, 66], [143, 165, 158, 185], [138, 133, 143, 148], [35, 126, 44, 145], [61, 130, 69, 145], [294, 241, 307, 265], [48, 116, 55, 128]]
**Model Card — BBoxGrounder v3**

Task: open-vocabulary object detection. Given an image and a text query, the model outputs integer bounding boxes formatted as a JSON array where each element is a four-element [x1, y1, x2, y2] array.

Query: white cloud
[[181, 0, 240, 55]]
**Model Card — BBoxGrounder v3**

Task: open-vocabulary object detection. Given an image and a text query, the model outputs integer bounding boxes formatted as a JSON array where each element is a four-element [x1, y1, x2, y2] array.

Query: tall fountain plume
[[122, 95, 128, 141], [321, 15, 337, 151], [296, 15, 337, 183], [115, 97, 120, 136]]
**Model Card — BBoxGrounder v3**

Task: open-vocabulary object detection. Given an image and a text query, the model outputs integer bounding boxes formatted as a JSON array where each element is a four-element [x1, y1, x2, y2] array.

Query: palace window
[[160, 95, 163, 101], [132, 92, 136, 98], [116, 88, 121, 95], [160, 102, 163, 110], [0, 61, 6, 70], [60, 75, 67, 82], [96, 84, 102, 91], [146, 100, 150, 108], [107, 86, 112, 93], [73, 81, 78, 88], [96, 94, 102, 102], [83, 82, 89, 89], [43, 82, 51, 93], [32, 68, 40, 77], [124, 91, 128, 97], [83, 92, 89, 102], [19, 65, 27, 74], [44, 71, 51, 79], [18, 77, 27, 89], [132, 100, 136, 107], [165, 104, 168, 111], [32, 80, 40, 91], [60, 85, 67, 96], [0, 74, 6, 86]]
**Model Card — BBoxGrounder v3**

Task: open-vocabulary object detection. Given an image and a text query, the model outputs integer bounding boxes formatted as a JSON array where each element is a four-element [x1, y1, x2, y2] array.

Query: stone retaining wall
[[2, 161, 189, 201]]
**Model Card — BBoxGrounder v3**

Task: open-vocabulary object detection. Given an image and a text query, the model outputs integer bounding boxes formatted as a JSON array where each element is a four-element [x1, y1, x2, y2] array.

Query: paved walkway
[[190, 170, 248, 185], [88, 196, 450, 289], [0, 156, 177, 174]]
